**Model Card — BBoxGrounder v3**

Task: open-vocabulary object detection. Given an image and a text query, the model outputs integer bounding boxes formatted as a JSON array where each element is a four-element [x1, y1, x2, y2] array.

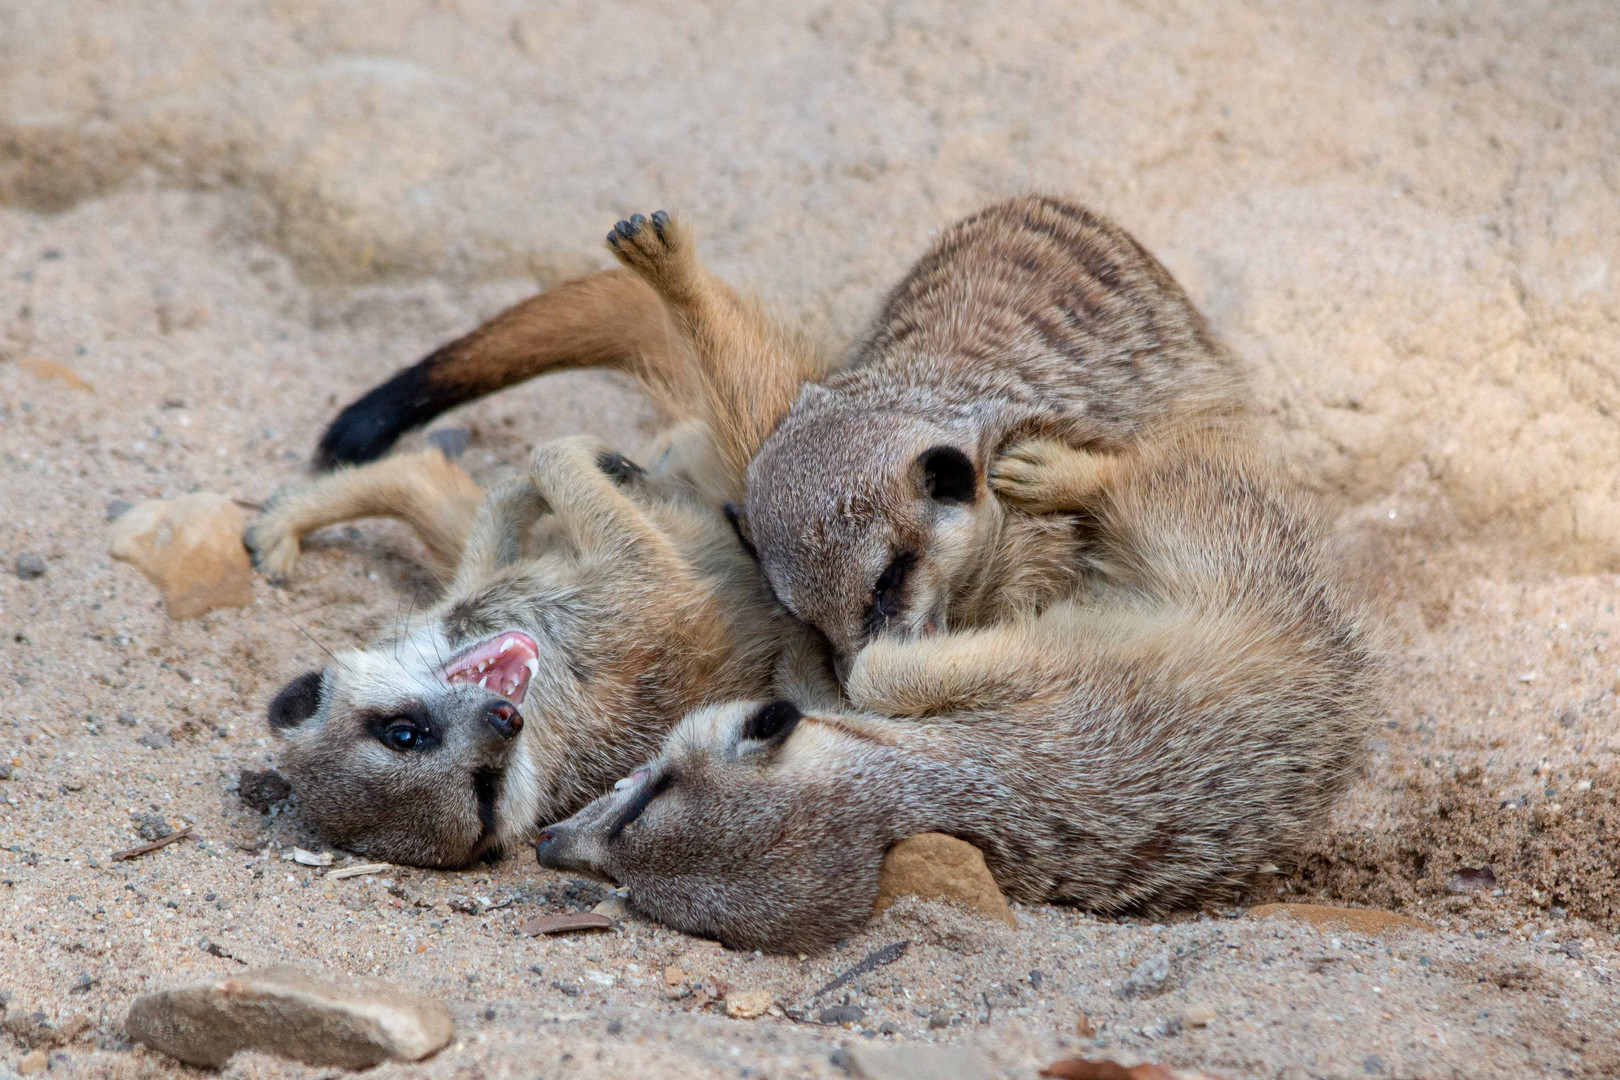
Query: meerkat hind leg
[[990, 438, 1121, 513], [244, 449, 483, 584]]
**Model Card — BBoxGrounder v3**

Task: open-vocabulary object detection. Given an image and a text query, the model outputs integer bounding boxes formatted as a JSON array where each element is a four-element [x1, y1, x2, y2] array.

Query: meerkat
[[247, 215, 839, 867], [534, 425, 1379, 953], [256, 433, 830, 868]]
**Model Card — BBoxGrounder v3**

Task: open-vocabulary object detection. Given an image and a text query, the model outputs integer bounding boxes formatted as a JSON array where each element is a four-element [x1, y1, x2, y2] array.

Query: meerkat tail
[[314, 270, 693, 469]]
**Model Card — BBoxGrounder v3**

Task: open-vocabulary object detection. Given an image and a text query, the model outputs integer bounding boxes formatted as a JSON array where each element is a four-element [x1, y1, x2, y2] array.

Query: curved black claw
[[650, 210, 669, 238]]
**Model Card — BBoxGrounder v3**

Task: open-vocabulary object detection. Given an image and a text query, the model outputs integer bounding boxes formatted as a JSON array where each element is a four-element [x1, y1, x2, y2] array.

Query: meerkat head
[[534, 698, 910, 953], [267, 615, 554, 868], [737, 394, 999, 659]]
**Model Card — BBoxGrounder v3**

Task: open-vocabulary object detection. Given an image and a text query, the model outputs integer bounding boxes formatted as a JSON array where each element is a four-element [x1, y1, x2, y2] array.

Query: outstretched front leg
[[989, 438, 1122, 514], [605, 211, 827, 490], [243, 449, 483, 584]]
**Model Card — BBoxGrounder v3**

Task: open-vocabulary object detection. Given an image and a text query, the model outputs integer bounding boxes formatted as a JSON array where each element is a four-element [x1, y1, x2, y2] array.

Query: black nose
[[534, 829, 561, 868], [484, 702, 523, 740]]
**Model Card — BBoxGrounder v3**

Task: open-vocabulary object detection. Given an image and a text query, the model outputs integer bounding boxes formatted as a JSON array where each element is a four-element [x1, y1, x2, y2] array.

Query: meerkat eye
[[608, 772, 672, 839], [381, 722, 425, 752], [863, 552, 916, 636]]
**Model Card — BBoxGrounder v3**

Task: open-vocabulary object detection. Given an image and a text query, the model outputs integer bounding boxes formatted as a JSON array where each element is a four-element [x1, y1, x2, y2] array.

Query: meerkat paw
[[528, 435, 647, 493], [242, 497, 302, 584], [605, 211, 696, 297], [989, 439, 1116, 513]]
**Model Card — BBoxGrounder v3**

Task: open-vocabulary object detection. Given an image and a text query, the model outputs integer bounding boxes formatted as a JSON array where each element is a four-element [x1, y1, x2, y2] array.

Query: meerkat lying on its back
[[246, 216, 840, 867], [535, 427, 1378, 953]]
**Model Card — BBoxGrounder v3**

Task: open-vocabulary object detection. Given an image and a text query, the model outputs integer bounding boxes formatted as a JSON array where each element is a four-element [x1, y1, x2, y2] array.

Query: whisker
[[273, 606, 351, 673]]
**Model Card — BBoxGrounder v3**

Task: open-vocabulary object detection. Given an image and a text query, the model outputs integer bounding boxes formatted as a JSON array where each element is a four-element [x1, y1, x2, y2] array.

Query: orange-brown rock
[[873, 832, 1017, 927]]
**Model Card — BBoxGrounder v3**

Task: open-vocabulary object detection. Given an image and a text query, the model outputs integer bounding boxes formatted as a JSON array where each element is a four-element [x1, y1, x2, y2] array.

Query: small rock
[[16, 1049, 47, 1076], [819, 1004, 864, 1026], [13, 554, 46, 579], [137, 733, 173, 750], [878, 1020, 901, 1035], [847, 1043, 994, 1080], [1247, 903, 1430, 937], [872, 832, 1016, 927], [1445, 867, 1498, 894], [1117, 954, 1171, 999], [592, 896, 630, 919], [663, 965, 685, 988], [0, 763, 11, 781], [124, 965, 453, 1068], [1074, 1011, 1096, 1038], [116, 712, 140, 727], [133, 813, 173, 843], [107, 493, 252, 620], [1363, 1055, 1386, 1075], [425, 428, 472, 459], [723, 988, 773, 1019], [1183, 1002, 1217, 1028], [105, 499, 134, 523], [927, 1010, 950, 1030], [1029, 969, 1044, 990], [237, 768, 291, 812], [1562, 940, 1583, 959]]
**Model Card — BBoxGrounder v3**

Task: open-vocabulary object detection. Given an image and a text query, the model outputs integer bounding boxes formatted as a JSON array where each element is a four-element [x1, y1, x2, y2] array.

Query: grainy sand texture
[[2, 2, 1617, 1077]]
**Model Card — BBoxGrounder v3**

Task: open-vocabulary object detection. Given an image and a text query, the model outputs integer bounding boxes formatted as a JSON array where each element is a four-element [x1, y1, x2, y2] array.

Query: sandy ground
[[2, 2, 1618, 1077]]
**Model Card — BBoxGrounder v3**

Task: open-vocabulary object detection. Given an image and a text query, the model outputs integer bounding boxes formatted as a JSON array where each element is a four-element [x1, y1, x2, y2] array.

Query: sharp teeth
[[613, 777, 632, 790], [478, 675, 490, 688], [500, 639, 514, 654], [524, 658, 539, 678]]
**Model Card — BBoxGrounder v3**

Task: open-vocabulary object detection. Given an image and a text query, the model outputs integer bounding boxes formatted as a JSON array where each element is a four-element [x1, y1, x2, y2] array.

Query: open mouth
[[438, 631, 540, 701]]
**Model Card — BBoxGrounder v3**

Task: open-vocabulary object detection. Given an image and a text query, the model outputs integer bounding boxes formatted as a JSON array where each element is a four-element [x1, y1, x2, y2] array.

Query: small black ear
[[268, 670, 324, 731], [742, 699, 801, 743], [723, 503, 759, 562], [918, 445, 978, 503]]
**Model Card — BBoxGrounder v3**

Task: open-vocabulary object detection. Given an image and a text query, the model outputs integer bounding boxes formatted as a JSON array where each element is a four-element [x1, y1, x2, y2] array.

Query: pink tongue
[[439, 632, 540, 701]]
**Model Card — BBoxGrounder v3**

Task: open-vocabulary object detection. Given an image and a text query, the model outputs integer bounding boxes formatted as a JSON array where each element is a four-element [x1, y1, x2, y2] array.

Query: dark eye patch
[[607, 772, 672, 841], [862, 551, 915, 637]]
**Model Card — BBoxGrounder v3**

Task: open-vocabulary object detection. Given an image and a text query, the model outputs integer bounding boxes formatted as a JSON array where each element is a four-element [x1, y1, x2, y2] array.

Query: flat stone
[[1246, 903, 1430, 937], [818, 1004, 864, 1026], [723, 988, 773, 1019], [136, 733, 173, 750], [13, 553, 46, 579], [108, 493, 252, 620], [848, 1043, 994, 1080], [873, 833, 1016, 927], [124, 965, 453, 1069]]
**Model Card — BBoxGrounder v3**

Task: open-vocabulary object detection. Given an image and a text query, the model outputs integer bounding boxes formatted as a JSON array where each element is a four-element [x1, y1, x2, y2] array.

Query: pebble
[[237, 768, 292, 813], [872, 832, 1016, 927], [1445, 867, 1498, 894], [723, 988, 773, 1019], [591, 896, 630, 919], [1074, 1012, 1096, 1038], [1117, 954, 1171, 999], [107, 493, 253, 620], [819, 1004, 864, 1026], [13, 553, 46, 579], [133, 813, 173, 842], [124, 965, 453, 1068], [105, 498, 134, 522], [16, 1049, 47, 1076], [426, 428, 472, 459], [0, 763, 11, 781], [846, 1043, 994, 1080], [137, 732, 173, 750], [1183, 1002, 1217, 1028], [116, 712, 140, 726]]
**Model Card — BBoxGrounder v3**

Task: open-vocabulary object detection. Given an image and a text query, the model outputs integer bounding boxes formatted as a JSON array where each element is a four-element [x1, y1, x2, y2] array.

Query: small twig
[[111, 826, 194, 862], [812, 940, 910, 1000]]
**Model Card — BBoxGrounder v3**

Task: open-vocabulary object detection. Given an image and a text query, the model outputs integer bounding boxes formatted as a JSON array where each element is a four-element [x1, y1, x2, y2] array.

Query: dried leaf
[[518, 912, 613, 937], [327, 862, 391, 880], [1041, 1060, 1224, 1080]]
